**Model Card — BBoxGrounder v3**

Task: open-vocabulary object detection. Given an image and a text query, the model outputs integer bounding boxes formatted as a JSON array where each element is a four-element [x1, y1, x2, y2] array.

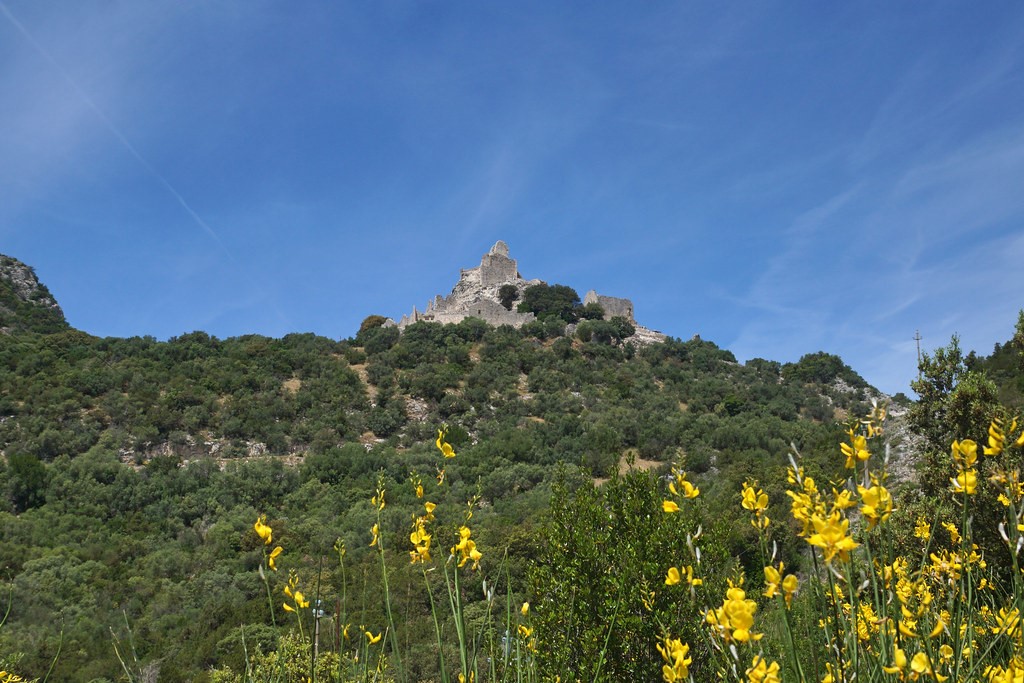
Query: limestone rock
[[0, 253, 67, 335], [396, 241, 541, 329]]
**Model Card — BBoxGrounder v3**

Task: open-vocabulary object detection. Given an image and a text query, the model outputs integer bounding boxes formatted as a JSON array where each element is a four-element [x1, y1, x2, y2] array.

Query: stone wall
[[478, 240, 519, 286], [584, 290, 635, 322]]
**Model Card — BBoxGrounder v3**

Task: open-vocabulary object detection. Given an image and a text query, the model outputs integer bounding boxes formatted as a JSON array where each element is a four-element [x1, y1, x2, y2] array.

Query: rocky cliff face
[[0, 254, 67, 334]]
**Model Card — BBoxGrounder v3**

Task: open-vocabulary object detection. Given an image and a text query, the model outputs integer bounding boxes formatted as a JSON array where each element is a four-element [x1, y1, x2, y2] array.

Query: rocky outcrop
[[0, 254, 67, 335], [395, 241, 542, 329]]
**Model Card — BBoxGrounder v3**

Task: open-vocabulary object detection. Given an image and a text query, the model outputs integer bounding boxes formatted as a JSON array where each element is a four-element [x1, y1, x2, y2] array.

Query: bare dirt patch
[[593, 452, 664, 486], [350, 364, 378, 403]]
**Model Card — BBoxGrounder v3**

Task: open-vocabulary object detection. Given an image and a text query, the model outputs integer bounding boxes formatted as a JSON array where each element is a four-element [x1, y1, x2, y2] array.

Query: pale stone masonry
[[393, 241, 539, 328], [390, 241, 665, 343], [583, 290, 633, 321]]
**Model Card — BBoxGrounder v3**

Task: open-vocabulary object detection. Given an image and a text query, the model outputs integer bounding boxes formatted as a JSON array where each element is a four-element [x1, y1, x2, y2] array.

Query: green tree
[[7, 452, 48, 512], [782, 351, 866, 387], [358, 314, 389, 336], [578, 302, 605, 321], [361, 325, 400, 355], [517, 284, 581, 322], [498, 284, 519, 311], [909, 336, 1000, 459], [531, 468, 728, 681]]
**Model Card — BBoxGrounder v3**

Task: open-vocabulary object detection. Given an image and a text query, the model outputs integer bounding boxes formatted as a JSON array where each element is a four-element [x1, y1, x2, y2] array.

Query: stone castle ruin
[[394, 241, 540, 328], [391, 241, 664, 343]]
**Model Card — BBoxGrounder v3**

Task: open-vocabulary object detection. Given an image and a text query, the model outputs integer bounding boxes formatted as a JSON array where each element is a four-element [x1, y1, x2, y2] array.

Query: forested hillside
[[2, 259, 1023, 682]]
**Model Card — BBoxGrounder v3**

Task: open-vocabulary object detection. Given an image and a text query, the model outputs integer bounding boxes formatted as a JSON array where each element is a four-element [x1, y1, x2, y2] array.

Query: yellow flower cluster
[[854, 603, 880, 643], [915, 517, 932, 540], [371, 478, 386, 548], [857, 481, 893, 529], [927, 549, 963, 584], [436, 428, 457, 459], [882, 649, 947, 681], [410, 472, 424, 499], [664, 408, 1024, 683], [669, 467, 699, 499], [268, 545, 283, 571], [452, 525, 482, 570], [409, 500, 436, 564], [371, 485, 386, 511], [663, 464, 699, 514], [892, 566, 941, 640], [985, 419, 1024, 540], [741, 479, 770, 530], [864, 402, 887, 437], [763, 562, 798, 608], [656, 636, 691, 682], [745, 655, 781, 683], [984, 417, 1024, 456], [786, 469, 824, 537], [808, 511, 859, 564], [819, 582, 886, 645], [705, 579, 762, 644], [790, 428, 893, 564], [950, 439, 979, 495], [841, 429, 871, 469], [409, 522, 431, 564], [985, 656, 1024, 682], [993, 606, 1022, 639], [664, 564, 701, 589], [254, 515, 284, 571], [994, 469, 1024, 507], [254, 515, 273, 544], [516, 601, 536, 652], [282, 571, 309, 613]]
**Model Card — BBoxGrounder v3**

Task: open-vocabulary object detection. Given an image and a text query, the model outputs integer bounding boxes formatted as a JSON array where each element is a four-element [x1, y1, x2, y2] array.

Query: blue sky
[[3, 2, 1023, 395]]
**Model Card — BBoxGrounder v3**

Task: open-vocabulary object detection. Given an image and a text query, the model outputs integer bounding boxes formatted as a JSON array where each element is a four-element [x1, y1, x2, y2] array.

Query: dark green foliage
[[906, 333, 1013, 586], [531, 469, 729, 681], [0, 283, 890, 681], [577, 302, 605, 320], [909, 336, 1001, 462], [6, 452, 48, 512], [498, 284, 519, 310], [782, 351, 867, 387], [7, 256, 1024, 680], [966, 310, 1024, 408], [517, 283, 581, 322], [359, 324, 400, 354], [300, 443, 366, 484], [575, 316, 635, 345], [366, 403, 406, 438]]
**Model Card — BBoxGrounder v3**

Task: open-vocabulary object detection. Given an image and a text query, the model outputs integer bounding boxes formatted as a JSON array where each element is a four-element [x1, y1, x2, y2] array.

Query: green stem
[[375, 508, 404, 681]]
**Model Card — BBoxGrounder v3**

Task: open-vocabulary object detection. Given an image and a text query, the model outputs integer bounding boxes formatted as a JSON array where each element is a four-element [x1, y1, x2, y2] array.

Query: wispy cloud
[[1, 1, 230, 249], [0, 0, 293, 331], [726, 111, 1024, 394]]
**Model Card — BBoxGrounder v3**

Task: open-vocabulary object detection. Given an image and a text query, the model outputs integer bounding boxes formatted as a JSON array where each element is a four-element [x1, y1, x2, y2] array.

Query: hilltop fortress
[[390, 241, 664, 343]]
